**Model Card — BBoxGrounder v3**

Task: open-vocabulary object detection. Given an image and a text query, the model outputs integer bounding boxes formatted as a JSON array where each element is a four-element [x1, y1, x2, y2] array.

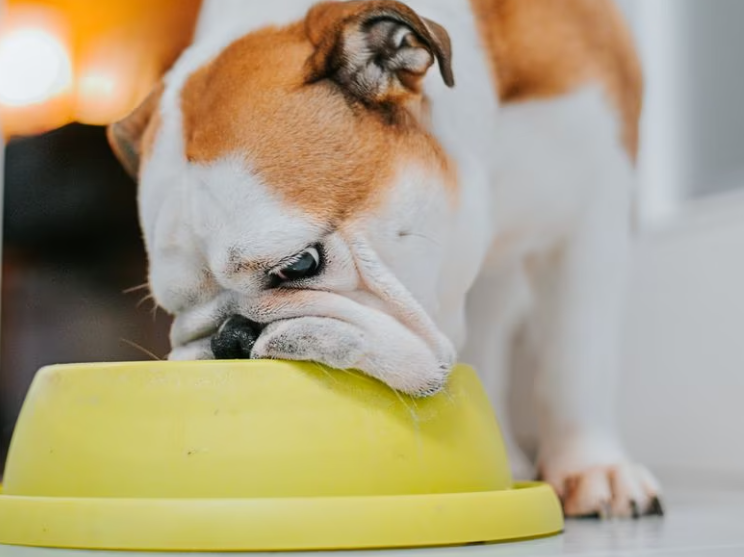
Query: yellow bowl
[[0, 361, 562, 551]]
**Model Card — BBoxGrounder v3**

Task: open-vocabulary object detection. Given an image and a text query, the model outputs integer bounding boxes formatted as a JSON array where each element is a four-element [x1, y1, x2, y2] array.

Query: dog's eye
[[270, 246, 322, 283]]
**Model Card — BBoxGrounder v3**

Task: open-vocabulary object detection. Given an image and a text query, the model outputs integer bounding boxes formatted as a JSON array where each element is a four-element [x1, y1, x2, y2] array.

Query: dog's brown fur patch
[[470, 0, 643, 158], [180, 22, 451, 222]]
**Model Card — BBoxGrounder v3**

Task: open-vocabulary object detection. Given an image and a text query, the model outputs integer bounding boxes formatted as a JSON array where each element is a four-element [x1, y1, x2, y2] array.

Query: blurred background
[[1, 0, 743, 481], [0, 0, 202, 464]]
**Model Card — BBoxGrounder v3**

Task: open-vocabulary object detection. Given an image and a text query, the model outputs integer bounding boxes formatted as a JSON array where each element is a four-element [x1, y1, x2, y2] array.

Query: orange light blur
[[0, 4, 74, 136], [0, 0, 201, 138]]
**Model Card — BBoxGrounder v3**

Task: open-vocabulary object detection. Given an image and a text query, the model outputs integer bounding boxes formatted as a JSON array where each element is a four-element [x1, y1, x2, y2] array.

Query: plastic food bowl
[[0, 361, 562, 551]]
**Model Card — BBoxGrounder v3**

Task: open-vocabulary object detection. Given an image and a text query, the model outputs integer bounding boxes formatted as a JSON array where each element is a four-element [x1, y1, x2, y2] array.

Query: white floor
[[2, 487, 743, 557]]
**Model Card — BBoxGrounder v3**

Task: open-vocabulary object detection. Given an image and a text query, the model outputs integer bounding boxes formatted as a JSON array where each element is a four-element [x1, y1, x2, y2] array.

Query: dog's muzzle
[[211, 314, 263, 359]]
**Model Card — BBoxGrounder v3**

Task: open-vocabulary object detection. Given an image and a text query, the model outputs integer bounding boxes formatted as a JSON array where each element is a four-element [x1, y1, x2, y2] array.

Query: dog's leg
[[528, 175, 662, 518], [460, 264, 533, 480]]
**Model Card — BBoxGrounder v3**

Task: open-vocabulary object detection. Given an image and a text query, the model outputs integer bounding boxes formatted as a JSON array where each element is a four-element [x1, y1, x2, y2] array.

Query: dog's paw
[[251, 317, 365, 371], [538, 437, 663, 519], [169, 338, 213, 360], [251, 316, 449, 397]]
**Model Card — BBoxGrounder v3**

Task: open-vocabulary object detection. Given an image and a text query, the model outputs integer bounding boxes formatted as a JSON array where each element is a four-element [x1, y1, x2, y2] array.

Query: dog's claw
[[648, 496, 665, 517], [572, 511, 601, 520]]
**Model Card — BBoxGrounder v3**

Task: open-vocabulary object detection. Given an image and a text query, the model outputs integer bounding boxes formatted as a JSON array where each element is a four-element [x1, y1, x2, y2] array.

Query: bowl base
[[0, 482, 563, 551]]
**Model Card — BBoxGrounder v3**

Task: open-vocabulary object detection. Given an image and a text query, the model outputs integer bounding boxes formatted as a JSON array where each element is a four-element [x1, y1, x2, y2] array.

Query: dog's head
[[108, 0, 459, 395]]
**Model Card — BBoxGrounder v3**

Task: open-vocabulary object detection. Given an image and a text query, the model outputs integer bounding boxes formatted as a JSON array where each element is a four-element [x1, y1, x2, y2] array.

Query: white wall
[[610, 0, 744, 480], [619, 0, 691, 224], [621, 192, 744, 479]]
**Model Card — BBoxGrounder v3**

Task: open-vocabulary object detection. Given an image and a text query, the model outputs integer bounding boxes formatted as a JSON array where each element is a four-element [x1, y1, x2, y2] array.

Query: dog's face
[[108, 1, 459, 395]]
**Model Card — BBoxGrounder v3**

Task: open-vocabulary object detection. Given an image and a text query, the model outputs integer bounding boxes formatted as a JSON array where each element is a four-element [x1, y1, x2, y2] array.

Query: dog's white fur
[[135, 0, 661, 517]]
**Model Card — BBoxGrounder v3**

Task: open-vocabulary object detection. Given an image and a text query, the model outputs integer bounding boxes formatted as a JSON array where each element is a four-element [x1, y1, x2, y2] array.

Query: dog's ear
[[107, 84, 163, 179], [305, 0, 454, 105]]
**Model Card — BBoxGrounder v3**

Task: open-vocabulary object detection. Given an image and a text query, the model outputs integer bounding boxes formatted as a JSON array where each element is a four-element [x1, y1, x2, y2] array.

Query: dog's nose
[[211, 314, 263, 360]]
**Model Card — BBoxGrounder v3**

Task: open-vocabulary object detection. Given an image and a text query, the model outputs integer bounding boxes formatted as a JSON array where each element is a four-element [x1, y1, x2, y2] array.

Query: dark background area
[[0, 124, 171, 466]]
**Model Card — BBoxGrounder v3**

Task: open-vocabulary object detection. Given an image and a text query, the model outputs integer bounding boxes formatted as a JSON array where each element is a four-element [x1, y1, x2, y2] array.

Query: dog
[[108, 0, 662, 518]]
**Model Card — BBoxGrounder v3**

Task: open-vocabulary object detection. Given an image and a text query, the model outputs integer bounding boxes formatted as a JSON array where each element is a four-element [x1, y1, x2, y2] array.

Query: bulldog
[[108, 0, 662, 518]]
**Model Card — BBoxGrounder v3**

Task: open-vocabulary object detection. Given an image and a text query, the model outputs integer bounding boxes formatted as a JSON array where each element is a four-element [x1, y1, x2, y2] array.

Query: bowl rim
[[38, 359, 342, 371], [0, 482, 563, 551]]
